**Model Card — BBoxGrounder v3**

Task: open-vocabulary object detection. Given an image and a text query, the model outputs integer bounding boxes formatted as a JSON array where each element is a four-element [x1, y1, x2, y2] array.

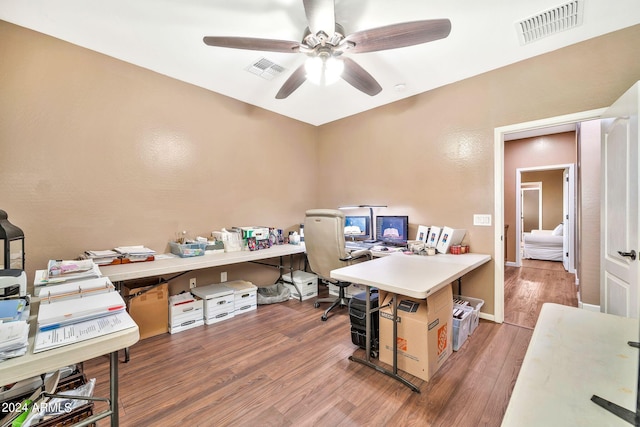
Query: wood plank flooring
[[83, 261, 576, 426], [504, 259, 578, 329]]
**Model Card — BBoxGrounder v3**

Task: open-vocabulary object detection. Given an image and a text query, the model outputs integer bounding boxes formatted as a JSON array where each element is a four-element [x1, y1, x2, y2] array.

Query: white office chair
[[304, 209, 371, 321]]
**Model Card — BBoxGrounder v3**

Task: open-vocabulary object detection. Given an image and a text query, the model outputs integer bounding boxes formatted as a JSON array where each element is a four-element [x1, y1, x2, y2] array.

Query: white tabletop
[[330, 253, 491, 299], [502, 303, 639, 426], [99, 244, 306, 282], [0, 312, 139, 385]]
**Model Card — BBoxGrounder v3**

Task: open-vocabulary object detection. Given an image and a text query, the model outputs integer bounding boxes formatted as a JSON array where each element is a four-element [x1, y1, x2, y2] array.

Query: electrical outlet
[[189, 278, 196, 289], [221, 271, 227, 282]]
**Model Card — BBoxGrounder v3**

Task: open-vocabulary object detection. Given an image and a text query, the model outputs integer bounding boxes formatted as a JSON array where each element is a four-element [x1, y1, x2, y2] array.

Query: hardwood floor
[[504, 259, 578, 329], [83, 264, 576, 426]]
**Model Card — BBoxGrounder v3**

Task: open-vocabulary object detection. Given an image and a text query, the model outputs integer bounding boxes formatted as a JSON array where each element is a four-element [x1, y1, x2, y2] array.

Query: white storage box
[[436, 227, 466, 254], [192, 283, 235, 324], [169, 318, 204, 334], [329, 282, 367, 299], [282, 270, 318, 301], [223, 280, 258, 314], [452, 305, 473, 351], [169, 293, 204, 334], [453, 295, 485, 335], [169, 293, 203, 322]]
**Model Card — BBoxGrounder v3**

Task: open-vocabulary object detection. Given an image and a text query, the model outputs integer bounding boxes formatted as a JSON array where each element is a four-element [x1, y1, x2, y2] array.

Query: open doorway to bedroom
[[516, 165, 575, 273]]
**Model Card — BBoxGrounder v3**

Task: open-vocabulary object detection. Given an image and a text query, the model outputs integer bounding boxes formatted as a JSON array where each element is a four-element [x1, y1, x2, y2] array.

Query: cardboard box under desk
[[122, 282, 169, 339], [378, 283, 453, 382]]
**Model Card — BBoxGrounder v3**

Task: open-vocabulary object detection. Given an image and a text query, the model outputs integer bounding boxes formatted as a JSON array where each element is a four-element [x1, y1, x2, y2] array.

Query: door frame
[[520, 181, 543, 241], [515, 166, 575, 270], [493, 108, 605, 323]]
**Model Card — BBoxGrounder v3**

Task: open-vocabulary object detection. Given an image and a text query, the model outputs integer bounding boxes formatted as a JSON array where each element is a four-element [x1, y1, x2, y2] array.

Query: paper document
[[35, 261, 101, 285], [34, 312, 137, 353]]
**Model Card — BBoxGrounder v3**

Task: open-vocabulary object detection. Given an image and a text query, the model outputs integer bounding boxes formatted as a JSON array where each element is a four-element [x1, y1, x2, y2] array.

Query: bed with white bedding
[[523, 226, 564, 262]]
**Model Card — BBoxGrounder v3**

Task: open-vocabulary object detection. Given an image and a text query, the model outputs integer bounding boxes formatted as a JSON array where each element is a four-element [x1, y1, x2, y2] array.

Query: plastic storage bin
[[452, 305, 473, 351], [453, 294, 485, 335], [170, 242, 207, 257]]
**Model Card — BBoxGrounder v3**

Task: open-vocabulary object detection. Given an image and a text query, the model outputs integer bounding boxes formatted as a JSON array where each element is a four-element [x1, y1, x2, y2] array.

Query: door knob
[[617, 250, 637, 261]]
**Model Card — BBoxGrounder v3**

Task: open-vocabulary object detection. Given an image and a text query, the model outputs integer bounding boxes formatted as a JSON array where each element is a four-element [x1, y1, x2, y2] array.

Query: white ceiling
[[1, 0, 639, 126]]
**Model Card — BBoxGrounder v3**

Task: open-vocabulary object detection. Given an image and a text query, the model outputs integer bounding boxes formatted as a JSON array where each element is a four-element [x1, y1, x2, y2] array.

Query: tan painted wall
[[0, 21, 316, 294], [317, 25, 640, 315], [2, 20, 640, 313], [521, 169, 565, 231], [504, 133, 576, 262], [578, 120, 602, 306]]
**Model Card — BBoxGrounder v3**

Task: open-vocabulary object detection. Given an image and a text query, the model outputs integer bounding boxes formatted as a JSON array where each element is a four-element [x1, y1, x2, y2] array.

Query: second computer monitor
[[376, 215, 409, 245], [344, 215, 371, 240]]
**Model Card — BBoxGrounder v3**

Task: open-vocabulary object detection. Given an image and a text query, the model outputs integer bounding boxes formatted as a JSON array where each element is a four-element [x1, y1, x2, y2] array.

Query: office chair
[[304, 209, 371, 321]]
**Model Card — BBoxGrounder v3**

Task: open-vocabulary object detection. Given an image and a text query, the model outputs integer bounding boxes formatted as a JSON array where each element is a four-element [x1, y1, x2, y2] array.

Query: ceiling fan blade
[[275, 64, 307, 99], [303, 0, 336, 35], [203, 36, 300, 53], [344, 19, 451, 54], [341, 57, 382, 96]]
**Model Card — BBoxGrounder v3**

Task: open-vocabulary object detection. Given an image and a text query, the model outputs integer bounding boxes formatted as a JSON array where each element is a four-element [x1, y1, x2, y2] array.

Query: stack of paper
[[84, 249, 122, 266], [0, 320, 29, 361], [42, 259, 101, 284], [114, 245, 156, 262]]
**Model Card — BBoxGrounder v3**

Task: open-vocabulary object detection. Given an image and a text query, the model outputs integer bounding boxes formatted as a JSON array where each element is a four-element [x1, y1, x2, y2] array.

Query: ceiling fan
[[203, 0, 451, 99]]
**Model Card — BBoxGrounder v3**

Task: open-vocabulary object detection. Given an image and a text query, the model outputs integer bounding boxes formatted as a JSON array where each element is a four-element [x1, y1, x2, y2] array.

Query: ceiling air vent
[[516, 0, 584, 45], [245, 57, 286, 80]]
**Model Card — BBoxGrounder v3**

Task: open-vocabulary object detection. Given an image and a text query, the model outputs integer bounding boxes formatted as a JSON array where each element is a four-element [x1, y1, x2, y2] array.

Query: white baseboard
[[505, 261, 518, 267], [479, 312, 495, 322], [579, 301, 600, 312]]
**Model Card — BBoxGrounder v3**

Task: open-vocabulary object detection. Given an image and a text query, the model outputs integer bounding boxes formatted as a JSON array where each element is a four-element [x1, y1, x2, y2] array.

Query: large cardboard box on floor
[[379, 283, 453, 381], [122, 282, 169, 339]]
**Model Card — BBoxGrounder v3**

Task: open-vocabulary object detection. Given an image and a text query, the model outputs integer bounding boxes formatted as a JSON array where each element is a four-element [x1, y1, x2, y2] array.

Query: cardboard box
[[379, 284, 453, 381], [123, 282, 169, 339]]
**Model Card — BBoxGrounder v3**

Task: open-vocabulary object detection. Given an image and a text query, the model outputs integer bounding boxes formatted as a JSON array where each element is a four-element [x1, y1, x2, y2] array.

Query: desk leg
[[110, 350, 119, 427], [348, 288, 420, 393]]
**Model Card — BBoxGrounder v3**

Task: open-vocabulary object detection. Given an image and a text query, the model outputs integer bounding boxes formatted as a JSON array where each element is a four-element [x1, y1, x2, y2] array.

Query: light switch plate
[[473, 214, 492, 226]]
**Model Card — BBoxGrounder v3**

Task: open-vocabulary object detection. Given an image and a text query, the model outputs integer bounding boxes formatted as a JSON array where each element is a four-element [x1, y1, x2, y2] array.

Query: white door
[[601, 82, 639, 318], [563, 169, 570, 272]]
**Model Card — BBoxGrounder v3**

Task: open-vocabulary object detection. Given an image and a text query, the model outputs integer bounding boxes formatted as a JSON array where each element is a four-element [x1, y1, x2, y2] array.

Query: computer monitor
[[344, 215, 370, 240], [376, 215, 409, 245]]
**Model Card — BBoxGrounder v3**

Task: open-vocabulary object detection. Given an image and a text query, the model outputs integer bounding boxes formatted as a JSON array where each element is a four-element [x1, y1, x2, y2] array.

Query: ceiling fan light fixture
[[304, 55, 344, 86]]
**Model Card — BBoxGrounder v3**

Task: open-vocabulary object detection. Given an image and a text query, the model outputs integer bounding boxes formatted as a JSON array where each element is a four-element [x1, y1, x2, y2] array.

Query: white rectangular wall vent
[[246, 57, 286, 80], [516, 0, 584, 45]]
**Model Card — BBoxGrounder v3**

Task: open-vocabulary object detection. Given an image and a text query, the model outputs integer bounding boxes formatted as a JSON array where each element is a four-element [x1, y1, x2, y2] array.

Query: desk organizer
[[170, 242, 207, 257], [453, 294, 485, 335]]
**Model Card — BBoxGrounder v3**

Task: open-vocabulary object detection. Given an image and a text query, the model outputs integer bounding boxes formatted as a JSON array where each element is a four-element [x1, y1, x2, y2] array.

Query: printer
[[0, 269, 27, 297]]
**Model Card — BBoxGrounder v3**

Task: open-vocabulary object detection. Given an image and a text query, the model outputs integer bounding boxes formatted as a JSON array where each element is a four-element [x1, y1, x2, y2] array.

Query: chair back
[[304, 209, 349, 283]]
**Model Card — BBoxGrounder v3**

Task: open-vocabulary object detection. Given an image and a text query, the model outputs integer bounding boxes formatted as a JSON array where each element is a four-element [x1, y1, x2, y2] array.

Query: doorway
[[492, 108, 605, 323]]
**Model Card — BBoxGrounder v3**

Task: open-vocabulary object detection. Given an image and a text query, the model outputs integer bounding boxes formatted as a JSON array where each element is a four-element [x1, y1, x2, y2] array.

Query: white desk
[[0, 309, 139, 426], [331, 252, 491, 392], [100, 244, 306, 282], [502, 303, 639, 426]]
